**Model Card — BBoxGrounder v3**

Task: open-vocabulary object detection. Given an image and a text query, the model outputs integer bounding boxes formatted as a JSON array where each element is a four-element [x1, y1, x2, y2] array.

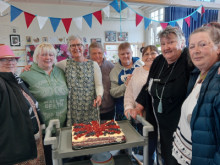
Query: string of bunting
[[0, 0, 206, 34]]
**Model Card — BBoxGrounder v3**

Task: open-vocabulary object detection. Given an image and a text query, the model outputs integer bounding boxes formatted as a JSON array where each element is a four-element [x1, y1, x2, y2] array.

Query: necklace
[[156, 60, 178, 113]]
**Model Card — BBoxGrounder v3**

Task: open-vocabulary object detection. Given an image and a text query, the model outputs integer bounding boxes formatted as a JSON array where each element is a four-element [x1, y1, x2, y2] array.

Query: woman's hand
[[125, 74, 132, 87], [21, 65, 31, 73], [93, 95, 102, 107]]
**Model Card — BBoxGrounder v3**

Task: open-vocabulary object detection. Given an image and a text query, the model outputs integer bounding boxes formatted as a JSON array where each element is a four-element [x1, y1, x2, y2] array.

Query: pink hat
[[0, 45, 20, 59]]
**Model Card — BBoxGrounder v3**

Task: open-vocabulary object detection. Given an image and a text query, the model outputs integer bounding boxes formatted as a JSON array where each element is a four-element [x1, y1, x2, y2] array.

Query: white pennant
[[73, 17, 82, 31], [177, 19, 183, 29], [128, 8, 135, 18], [197, 7, 202, 15], [102, 6, 110, 18], [0, 1, 10, 16], [37, 16, 48, 30]]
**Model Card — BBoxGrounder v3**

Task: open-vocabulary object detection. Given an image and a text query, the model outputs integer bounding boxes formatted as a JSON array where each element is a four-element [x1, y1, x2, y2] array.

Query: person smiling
[[172, 25, 220, 165], [130, 26, 194, 165]]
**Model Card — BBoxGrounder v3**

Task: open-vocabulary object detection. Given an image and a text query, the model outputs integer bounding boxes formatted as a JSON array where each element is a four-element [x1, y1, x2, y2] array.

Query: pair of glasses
[[0, 58, 18, 63], [70, 44, 83, 48]]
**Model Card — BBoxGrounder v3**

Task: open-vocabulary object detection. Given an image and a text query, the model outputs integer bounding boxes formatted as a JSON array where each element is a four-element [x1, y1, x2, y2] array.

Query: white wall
[[0, 2, 145, 50]]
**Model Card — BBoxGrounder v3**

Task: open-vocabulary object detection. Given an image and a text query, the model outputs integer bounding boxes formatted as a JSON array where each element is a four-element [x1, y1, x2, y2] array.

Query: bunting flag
[[93, 10, 102, 25], [120, 0, 128, 11], [50, 17, 61, 32], [128, 8, 135, 18], [191, 12, 198, 22], [10, 5, 23, 22], [62, 18, 72, 33], [160, 23, 168, 29], [202, 14, 207, 24], [136, 13, 143, 27], [169, 21, 176, 27], [110, 0, 120, 13], [184, 16, 191, 27], [73, 17, 82, 31], [201, 6, 205, 15], [37, 16, 48, 30], [0, 1, 10, 16], [144, 17, 151, 29], [102, 6, 110, 18], [83, 13, 92, 28], [176, 19, 183, 29], [24, 12, 35, 28], [197, 6, 202, 15]]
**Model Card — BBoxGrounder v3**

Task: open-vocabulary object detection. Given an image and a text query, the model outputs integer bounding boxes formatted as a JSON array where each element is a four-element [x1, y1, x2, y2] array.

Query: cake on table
[[72, 120, 126, 149]]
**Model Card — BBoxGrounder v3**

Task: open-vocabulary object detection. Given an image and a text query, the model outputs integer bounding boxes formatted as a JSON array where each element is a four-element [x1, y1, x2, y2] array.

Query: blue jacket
[[188, 62, 220, 165]]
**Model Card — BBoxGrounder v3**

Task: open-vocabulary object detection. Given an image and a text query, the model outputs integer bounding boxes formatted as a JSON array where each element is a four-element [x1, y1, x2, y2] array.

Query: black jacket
[[0, 72, 44, 165]]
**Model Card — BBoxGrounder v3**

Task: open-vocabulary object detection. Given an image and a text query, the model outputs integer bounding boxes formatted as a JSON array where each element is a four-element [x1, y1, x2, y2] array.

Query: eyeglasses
[[143, 52, 158, 56], [70, 44, 83, 48], [0, 58, 18, 63], [39, 54, 55, 57]]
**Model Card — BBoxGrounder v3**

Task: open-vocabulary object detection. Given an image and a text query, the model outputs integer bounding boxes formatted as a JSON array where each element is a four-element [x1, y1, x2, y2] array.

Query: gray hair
[[33, 42, 57, 64], [67, 35, 84, 51], [89, 42, 104, 54], [158, 26, 186, 47]]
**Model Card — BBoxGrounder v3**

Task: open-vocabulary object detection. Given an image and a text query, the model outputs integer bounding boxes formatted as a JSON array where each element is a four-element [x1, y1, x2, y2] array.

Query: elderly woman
[[56, 35, 103, 126], [124, 45, 158, 164], [20, 42, 68, 165], [130, 26, 194, 165], [172, 26, 220, 165], [0, 45, 45, 165]]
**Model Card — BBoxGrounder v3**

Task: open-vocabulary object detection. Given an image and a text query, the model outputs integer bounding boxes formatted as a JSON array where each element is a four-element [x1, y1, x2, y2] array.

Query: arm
[[109, 68, 126, 98], [93, 62, 104, 106], [55, 60, 67, 71]]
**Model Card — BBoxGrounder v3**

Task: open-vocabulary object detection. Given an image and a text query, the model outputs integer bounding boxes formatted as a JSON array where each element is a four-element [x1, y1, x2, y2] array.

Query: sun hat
[[0, 45, 20, 59]]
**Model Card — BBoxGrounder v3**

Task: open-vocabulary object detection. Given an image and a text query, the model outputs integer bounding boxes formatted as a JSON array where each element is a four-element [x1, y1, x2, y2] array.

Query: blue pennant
[[10, 5, 23, 22], [144, 18, 151, 29], [120, 1, 128, 11], [202, 14, 207, 25], [169, 21, 176, 27], [110, 0, 120, 13], [49, 17, 61, 32], [83, 13, 92, 28], [191, 12, 198, 22]]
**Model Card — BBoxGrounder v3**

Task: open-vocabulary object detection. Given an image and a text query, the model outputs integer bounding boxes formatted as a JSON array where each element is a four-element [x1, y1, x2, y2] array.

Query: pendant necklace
[[156, 59, 178, 113]]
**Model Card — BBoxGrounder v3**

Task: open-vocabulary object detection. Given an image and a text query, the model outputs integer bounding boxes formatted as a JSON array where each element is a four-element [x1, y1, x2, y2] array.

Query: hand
[[130, 107, 143, 120], [218, 67, 220, 75], [21, 65, 31, 73], [124, 109, 132, 119], [93, 95, 102, 107], [125, 74, 132, 86]]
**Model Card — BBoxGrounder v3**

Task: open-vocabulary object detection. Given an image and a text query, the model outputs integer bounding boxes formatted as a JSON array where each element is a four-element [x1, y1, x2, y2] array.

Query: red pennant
[[136, 14, 143, 27], [62, 18, 72, 33], [24, 12, 35, 28], [160, 23, 168, 29], [184, 16, 191, 27], [93, 10, 102, 25], [201, 6, 205, 15]]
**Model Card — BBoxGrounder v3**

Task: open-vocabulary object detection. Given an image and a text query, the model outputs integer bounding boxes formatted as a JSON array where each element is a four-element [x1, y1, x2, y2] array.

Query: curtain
[[165, 7, 218, 45]]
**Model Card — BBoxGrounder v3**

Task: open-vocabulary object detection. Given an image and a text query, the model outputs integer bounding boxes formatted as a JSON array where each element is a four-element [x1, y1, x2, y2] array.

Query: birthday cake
[[72, 120, 126, 149]]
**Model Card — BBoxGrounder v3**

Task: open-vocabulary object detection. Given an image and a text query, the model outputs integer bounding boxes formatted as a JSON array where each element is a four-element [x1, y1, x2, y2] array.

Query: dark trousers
[[100, 109, 115, 121]]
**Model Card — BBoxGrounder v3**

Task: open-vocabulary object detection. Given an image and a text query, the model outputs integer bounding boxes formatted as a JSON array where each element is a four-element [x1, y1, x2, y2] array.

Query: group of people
[[0, 22, 219, 165]]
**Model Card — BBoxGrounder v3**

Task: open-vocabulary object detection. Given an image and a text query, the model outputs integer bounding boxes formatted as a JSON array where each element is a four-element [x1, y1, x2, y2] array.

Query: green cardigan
[[20, 63, 68, 127]]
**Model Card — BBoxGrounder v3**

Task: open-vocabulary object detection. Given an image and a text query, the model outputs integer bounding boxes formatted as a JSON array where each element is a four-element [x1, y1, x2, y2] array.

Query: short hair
[[67, 35, 83, 51], [142, 45, 159, 56], [118, 42, 131, 52], [203, 22, 220, 30], [158, 26, 186, 47], [33, 42, 57, 63], [89, 42, 104, 54]]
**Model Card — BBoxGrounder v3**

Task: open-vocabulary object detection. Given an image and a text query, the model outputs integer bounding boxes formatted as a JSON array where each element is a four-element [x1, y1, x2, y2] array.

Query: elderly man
[[110, 42, 143, 121], [89, 42, 115, 120]]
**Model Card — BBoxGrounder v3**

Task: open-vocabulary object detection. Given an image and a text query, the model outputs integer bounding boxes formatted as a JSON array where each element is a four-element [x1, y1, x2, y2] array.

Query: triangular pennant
[[160, 23, 168, 29], [37, 16, 48, 30], [144, 18, 151, 29], [103, 6, 110, 18], [24, 12, 35, 28], [201, 6, 205, 15], [191, 12, 198, 22], [184, 16, 191, 27], [0, 1, 10, 16], [120, 1, 128, 11], [50, 17, 61, 32], [197, 6, 202, 15], [169, 21, 176, 27], [10, 5, 23, 22], [62, 18, 72, 33], [93, 10, 102, 25], [110, 0, 120, 13], [136, 13, 143, 27], [177, 19, 183, 29], [202, 15, 207, 25], [128, 8, 135, 18], [73, 17, 82, 31], [83, 13, 92, 28]]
